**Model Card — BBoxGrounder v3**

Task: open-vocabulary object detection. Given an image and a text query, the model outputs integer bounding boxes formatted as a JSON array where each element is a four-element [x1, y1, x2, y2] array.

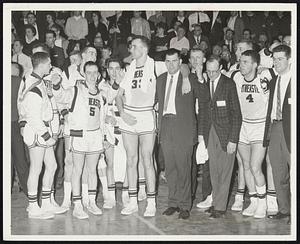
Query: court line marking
[[116, 202, 166, 235]]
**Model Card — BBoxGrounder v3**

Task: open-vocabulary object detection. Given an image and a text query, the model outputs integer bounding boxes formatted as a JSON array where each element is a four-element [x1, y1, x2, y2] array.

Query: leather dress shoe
[[178, 209, 190, 219], [209, 210, 225, 219], [204, 206, 214, 214], [267, 212, 290, 220], [162, 207, 180, 216]]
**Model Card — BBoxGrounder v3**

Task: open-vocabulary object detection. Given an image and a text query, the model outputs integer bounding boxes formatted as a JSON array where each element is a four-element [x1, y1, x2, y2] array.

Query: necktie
[[164, 75, 174, 112], [276, 76, 282, 120], [197, 36, 200, 45], [211, 79, 215, 98], [197, 12, 200, 24], [16, 54, 19, 63]]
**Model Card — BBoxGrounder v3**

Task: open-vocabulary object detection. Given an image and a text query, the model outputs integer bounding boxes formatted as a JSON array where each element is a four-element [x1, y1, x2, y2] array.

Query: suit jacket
[[204, 74, 242, 151], [263, 75, 291, 152], [49, 45, 65, 69], [218, 39, 235, 55], [187, 33, 210, 50], [226, 16, 244, 44], [155, 72, 209, 146], [207, 11, 229, 46]]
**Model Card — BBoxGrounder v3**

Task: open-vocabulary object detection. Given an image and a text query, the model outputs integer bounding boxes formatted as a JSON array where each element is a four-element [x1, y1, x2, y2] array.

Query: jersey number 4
[[246, 94, 254, 103]]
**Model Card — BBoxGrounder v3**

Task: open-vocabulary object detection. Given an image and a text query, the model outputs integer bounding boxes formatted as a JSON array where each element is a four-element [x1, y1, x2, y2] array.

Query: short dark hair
[[81, 45, 96, 55], [165, 48, 180, 59], [241, 49, 261, 66], [226, 28, 234, 35], [24, 24, 36, 36], [156, 21, 167, 31], [14, 38, 24, 46], [83, 61, 99, 73], [189, 47, 205, 59], [243, 28, 251, 34], [46, 12, 56, 21], [101, 45, 112, 52], [45, 29, 56, 38], [32, 43, 50, 54], [107, 58, 123, 69], [11, 62, 24, 78], [31, 52, 50, 69], [131, 35, 151, 50], [238, 39, 254, 49], [177, 24, 186, 33], [26, 12, 36, 18], [206, 55, 221, 67], [272, 44, 291, 59]]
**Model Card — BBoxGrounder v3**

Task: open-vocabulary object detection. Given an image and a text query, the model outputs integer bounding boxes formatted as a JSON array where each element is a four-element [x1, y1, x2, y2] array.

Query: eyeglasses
[[206, 70, 219, 75]]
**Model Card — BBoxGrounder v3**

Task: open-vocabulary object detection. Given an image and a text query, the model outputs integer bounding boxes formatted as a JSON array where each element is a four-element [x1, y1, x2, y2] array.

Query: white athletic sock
[[82, 183, 89, 201], [147, 197, 156, 207], [99, 176, 109, 198], [28, 191, 39, 208], [63, 181, 72, 204], [41, 187, 51, 206], [256, 185, 266, 198], [88, 189, 97, 204]]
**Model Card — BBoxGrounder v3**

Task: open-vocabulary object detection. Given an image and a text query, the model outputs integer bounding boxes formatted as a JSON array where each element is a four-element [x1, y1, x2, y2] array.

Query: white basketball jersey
[[233, 72, 269, 123]]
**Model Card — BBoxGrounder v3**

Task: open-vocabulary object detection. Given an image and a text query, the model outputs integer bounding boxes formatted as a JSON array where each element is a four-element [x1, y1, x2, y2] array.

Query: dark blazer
[[263, 74, 291, 152], [155, 72, 209, 146], [187, 33, 210, 49], [207, 11, 229, 46], [49, 45, 65, 69], [87, 22, 109, 43], [204, 74, 242, 151], [22, 39, 40, 57]]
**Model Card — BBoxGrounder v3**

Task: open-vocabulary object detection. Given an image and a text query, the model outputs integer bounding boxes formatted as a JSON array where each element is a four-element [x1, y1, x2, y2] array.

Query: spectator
[[45, 12, 56, 30], [22, 24, 40, 56], [12, 39, 33, 77], [198, 39, 210, 58], [123, 38, 134, 66], [56, 11, 71, 29], [242, 28, 252, 42], [151, 22, 169, 61], [167, 20, 182, 40], [208, 11, 226, 46], [227, 11, 244, 44], [87, 11, 109, 45], [242, 11, 261, 41], [188, 11, 210, 35], [212, 44, 222, 57], [66, 40, 81, 60], [148, 11, 167, 34], [26, 12, 44, 42], [273, 11, 291, 38], [115, 34, 134, 62], [187, 24, 210, 50], [220, 49, 234, 72], [257, 32, 269, 51], [45, 30, 65, 68], [282, 35, 291, 46], [65, 11, 88, 47], [169, 25, 189, 56], [107, 11, 131, 54], [170, 11, 189, 34], [219, 28, 235, 54], [11, 62, 29, 196], [93, 34, 104, 59], [259, 11, 277, 43], [51, 24, 69, 58], [131, 11, 151, 40]]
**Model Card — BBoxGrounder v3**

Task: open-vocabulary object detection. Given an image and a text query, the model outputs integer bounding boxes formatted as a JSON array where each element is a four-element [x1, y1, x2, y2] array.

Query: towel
[[120, 55, 155, 105], [196, 140, 209, 165]]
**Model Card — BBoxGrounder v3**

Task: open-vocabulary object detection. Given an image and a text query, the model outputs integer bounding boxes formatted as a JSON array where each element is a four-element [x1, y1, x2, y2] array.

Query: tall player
[[232, 50, 269, 218], [18, 52, 67, 219], [51, 61, 107, 219]]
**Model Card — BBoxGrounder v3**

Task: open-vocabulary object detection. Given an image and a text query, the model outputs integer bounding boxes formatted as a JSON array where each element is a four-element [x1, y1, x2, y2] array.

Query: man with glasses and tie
[[155, 48, 209, 219], [203, 55, 242, 219], [263, 45, 291, 224]]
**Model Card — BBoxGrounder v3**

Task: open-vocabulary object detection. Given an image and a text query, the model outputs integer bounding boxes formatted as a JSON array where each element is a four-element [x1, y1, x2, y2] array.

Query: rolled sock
[[128, 188, 138, 204], [236, 188, 245, 198], [138, 178, 146, 192], [266, 189, 276, 197], [88, 189, 97, 203], [28, 191, 38, 208], [256, 185, 266, 199], [42, 187, 52, 206], [248, 191, 257, 201], [73, 195, 82, 206]]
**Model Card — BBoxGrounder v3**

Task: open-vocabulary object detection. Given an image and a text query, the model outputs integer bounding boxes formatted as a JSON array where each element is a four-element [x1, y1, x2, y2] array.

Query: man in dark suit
[[203, 55, 242, 219], [45, 30, 65, 69], [263, 45, 291, 224], [218, 28, 235, 55], [207, 11, 229, 46], [155, 48, 209, 219], [187, 24, 210, 50]]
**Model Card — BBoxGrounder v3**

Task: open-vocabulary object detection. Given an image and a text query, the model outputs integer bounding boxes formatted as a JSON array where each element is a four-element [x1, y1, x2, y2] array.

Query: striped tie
[[163, 75, 174, 112], [276, 76, 282, 120]]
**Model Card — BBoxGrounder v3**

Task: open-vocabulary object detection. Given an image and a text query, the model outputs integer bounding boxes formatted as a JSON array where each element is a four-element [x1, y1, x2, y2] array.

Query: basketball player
[[228, 40, 254, 211], [18, 52, 67, 219], [51, 61, 107, 219], [232, 50, 269, 218], [98, 58, 130, 208]]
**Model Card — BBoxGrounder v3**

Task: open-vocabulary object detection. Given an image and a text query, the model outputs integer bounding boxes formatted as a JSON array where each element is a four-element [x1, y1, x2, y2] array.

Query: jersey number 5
[[246, 94, 254, 103], [90, 107, 95, 116]]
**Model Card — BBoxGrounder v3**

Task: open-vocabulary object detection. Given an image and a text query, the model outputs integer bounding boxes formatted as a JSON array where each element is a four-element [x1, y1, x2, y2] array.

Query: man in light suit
[[263, 45, 291, 224], [155, 48, 209, 219], [203, 55, 242, 219]]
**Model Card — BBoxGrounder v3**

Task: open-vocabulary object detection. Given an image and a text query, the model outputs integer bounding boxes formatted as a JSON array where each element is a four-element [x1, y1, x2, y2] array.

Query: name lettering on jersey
[[241, 84, 259, 93], [89, 98, 101, 109], [134, 70, 143, 78]]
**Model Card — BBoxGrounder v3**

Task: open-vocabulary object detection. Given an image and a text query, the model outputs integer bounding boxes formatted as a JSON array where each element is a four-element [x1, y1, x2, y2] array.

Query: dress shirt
[[210, 73, 221, 98], [211, 11, 219, 29], [225, 39, 233, 52], [170, 36, 190, 51], [188, 12, 210, 31], [163, 70, 180, 115], [227, 15, 237, 31], [271, 71, 291, 121]]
